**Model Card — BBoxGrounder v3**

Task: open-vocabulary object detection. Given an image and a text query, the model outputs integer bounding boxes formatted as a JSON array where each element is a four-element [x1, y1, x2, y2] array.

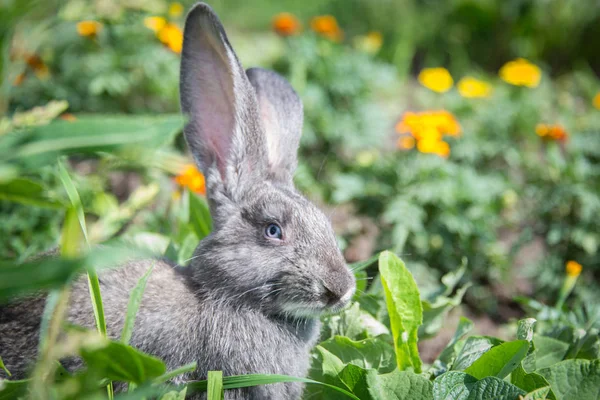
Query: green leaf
[[349, 253, 380, 273], [532, 335, 569, 370], [452, 336, 503, 371], [207, 371, 224, 400], [378, 251, 423, 372], [319, 336, 396, 373], [431, 317, 474, 376], [367, 369, 433, 400], [523, 387, 551, 400], [511, 365, 554, 399], [0, 357, 10, 377], [464, 340, 529, 380], [188, 192, 212, 240], [121, 265, 154, 345], [517, 319, 537, 342], [538, 359, 600, 400], [433, 371, 525, 400], [0, 379, 28, 400], [80, 340, 166, 384], [154, 362, 197, 385], [187, 373, 360, 400], [158, 388, 188, 400], [0, 178, 64, 208]]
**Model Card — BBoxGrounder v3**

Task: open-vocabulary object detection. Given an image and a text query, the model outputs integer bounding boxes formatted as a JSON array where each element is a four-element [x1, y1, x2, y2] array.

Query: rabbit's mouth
[[279, 286, 354, 318]]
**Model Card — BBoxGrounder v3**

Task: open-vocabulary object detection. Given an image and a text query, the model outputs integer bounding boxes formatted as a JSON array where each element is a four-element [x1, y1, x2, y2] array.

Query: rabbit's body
[[0, 3, 355, 399]]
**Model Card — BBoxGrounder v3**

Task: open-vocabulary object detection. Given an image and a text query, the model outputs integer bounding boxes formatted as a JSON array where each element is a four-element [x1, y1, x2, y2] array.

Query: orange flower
[[311, 15, 343, 42], [565, 260, 582, 277], [535, 123, 568, 142], [499, 58, 541, 88], [418, 68, 454, 93], [60, 113, 77, 122], [175, 164, 206, 195], [593, 93, 600, 110], [13, 72, 26, 86], [77, 21, 102, 37], [457, 76, 492, 98], [23, 54, 50, 80], [396, 110, 461, 158], [397, 136, 415, 150], [157, 23, 183, 53], [272, 12, 301, 36]]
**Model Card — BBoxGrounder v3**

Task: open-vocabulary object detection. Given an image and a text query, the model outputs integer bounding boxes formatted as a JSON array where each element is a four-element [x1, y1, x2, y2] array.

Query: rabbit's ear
[[180, 3, 267, 203], [246, 68, 303, 185]]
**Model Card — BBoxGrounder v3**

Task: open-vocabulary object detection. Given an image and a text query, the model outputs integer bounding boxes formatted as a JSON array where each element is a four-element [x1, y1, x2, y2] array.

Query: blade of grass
[[0, 356, 11, 376], [207, 371, 223, 400], [57, 159, 112, 399], [153, 362, 197, 385], [121, 264, 154, 345], [187, 374, 360, 400]]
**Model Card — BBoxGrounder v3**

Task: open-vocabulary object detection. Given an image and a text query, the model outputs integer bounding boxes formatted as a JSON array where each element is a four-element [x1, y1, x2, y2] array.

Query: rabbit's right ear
[[180, 3, 266, 205]]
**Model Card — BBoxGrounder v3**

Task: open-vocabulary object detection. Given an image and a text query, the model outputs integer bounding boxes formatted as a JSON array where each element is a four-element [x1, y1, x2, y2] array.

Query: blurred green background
[[2, 0, 599, 349]]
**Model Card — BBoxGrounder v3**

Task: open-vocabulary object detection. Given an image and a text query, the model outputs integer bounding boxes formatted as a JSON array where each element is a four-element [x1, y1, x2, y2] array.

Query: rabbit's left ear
[[246, 68, 303, 186]]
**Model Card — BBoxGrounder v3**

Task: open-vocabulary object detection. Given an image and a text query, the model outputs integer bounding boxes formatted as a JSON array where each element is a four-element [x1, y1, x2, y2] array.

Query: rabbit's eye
[[265, 223, 283, 240]]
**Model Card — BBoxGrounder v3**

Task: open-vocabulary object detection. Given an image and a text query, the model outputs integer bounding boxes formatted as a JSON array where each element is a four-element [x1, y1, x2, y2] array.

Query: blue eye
[[265, 223, 283, 240]]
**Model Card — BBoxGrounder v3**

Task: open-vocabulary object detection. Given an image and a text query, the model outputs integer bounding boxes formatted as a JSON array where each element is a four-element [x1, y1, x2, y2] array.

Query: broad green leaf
[[511, 365, 554, 399], [538, 359, 600, 400], [378, 251, 423, 372], [523, 386, 551, 400], [452, 336, 503, 371], [0, 178, 64, 208], [121, 265, 154, 344], [158, 388, 188, 400], [532, 335, 569, 370], [464, 340, 529, 380], [187, 373, 360, 400], [337, 364, 372, 399], [321, 302, 388, 340], [433, 371, 525, 400], [207, 371, 224, 400], [80, 340, 166, 384], [319, 336, 396, 373], [188, 192, 212, 240], [431, 317, 474, 376], [0, 379, 28, 400], [420, 283, 470, 339], [368, 369, 433, 400]]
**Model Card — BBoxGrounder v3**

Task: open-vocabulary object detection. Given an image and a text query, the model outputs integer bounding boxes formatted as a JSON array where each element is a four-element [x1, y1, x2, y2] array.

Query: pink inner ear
[[258, 96, 282, 171]]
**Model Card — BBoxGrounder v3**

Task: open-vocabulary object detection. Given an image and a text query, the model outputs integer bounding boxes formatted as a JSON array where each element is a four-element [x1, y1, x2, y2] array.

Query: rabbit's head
[[180, 3, 355, 317]]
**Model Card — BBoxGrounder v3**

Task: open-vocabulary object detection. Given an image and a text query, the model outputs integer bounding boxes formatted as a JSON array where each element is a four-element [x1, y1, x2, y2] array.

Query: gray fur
[[0, 3, 355, 399]]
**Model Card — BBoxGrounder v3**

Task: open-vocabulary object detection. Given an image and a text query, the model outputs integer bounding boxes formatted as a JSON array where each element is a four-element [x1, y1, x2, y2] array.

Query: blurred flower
[[566, 260, 582, 277], [175, 164, 206, 195], [593, 93, 600, 110], [272, 12, 301, 36], [144, 16, 167, 33], [356, 150, 378, 167], [354, 31, 383, 54], [23, 54, 50, 80], [311, 15, 343, 42], [457, 76, 492, 98], [418, 68, 453, 93], [499, 58, 541, 88], [13, 72, 26, 86], [396, 110, 460, 158], [157, 23, 183, 53], [397, 136, 415, 150], [77, 21, 102, 37], [60, 113, 77, 122], [168, 2, 184, 18], [535, 123, 568, 142]]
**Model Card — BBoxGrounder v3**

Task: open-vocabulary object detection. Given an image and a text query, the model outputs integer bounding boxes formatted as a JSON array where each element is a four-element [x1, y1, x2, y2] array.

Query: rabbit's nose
[[321, 280, 355, 307]]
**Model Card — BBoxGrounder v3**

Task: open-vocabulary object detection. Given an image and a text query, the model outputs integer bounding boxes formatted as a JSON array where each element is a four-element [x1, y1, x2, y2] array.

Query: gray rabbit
[[0, 2, 356, 399]]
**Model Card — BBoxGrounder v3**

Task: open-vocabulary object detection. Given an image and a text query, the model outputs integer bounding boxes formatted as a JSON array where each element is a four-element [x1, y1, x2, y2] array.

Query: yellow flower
[[158, 23, 183, 53], [311, 15, 343, 42], [593, 93, 600, 110], [396, 110, 460, 158], [175, 164, 206, 195], [565, 260, 582, 278], [168, 2, 184, 18], [354, 31, 383, 54], [144, 16, 167, 33], [499, 58, 541, 88], [272, 12, 301, 36], [457, 76, 492, 98], [418, 68, 454, 93], [76, 21, 102, 37]]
